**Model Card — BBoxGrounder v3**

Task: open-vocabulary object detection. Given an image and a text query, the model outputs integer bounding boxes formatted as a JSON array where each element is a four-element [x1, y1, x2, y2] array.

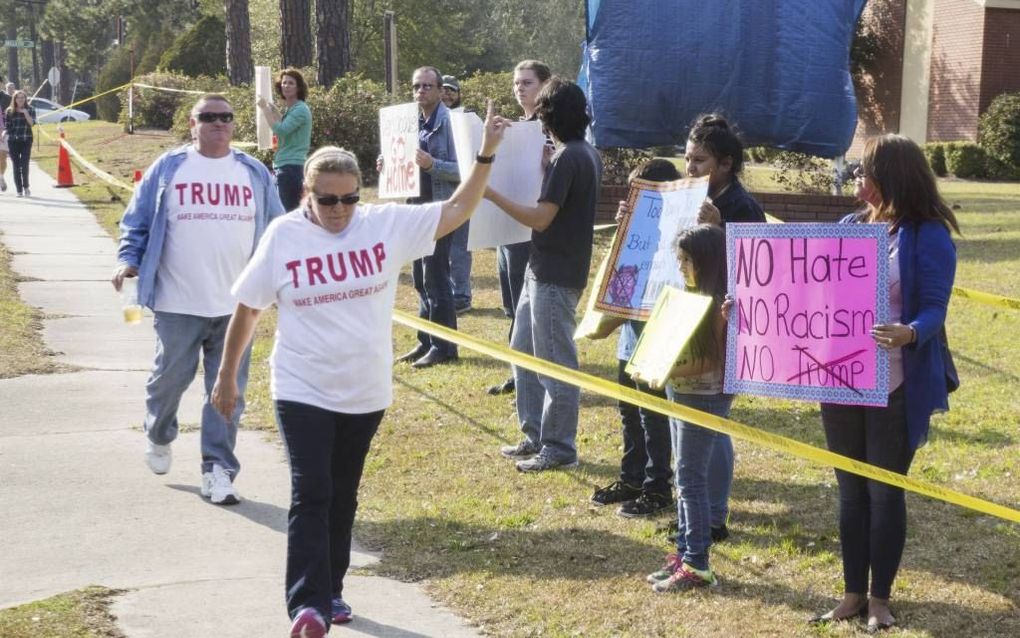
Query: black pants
[[617, 359, 672, 495], [821, 386, 915, 599], [8, 139, 31, 193], [412, 232, 457, 356], [275, 400, 384, 622]]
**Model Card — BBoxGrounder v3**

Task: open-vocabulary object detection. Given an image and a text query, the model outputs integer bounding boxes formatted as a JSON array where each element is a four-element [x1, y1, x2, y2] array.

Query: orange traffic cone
[[55, 133, 75, 188]]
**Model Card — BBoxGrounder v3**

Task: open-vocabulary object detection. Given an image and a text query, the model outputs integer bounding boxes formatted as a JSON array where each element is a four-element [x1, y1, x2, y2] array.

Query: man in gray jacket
[[112, 93, 284, 504]]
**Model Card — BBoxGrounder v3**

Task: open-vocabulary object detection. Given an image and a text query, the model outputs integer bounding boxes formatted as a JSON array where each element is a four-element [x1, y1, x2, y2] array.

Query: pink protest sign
[[723, 223, 890, 406]]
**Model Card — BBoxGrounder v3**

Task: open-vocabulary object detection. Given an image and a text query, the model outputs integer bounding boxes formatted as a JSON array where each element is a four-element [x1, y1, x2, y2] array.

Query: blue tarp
[[580, 1, 867, 158]]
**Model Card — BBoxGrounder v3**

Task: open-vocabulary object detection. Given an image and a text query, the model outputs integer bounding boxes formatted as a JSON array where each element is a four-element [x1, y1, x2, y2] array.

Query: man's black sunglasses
[[196, 112, 235, 123], [314, 192, 360, 206]]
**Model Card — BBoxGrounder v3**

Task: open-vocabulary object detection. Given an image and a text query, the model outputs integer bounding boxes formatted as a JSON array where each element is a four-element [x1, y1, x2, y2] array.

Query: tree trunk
[[279, 0, 313, 69], [315, 0, 351, 88], [224, 0, 254, 85], [41, 39, 54, 100], [6, 5, 19, 86]]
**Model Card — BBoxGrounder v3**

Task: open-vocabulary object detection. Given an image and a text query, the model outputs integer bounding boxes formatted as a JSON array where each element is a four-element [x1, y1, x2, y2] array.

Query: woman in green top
[[257, 67, 313, 211]]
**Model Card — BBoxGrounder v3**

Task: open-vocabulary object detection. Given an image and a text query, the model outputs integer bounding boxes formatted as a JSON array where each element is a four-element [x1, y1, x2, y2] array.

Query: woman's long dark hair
[[861, 134, 960, 234], [674, 224, 727, 365]]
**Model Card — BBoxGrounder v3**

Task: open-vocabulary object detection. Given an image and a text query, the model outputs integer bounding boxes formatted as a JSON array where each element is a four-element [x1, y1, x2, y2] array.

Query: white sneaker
[[145, 440, 172, 475], [24, 188, 30, 197], [201, 464, 240, 505]]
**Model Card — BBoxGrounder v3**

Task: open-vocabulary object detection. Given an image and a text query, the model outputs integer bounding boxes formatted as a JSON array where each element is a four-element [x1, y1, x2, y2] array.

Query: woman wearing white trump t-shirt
[[212, 103, 507, 638]]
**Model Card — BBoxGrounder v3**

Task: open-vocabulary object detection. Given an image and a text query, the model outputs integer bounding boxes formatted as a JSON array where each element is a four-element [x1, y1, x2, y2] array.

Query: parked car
[[28, 97, 91, 123]]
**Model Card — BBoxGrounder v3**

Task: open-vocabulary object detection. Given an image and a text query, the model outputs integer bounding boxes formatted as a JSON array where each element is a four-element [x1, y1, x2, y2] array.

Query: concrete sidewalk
[[0, 163, 478, 637]]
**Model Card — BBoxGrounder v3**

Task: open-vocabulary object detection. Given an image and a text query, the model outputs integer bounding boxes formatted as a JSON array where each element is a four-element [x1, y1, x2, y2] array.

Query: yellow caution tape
[[953, 286, 1020, 311], [36, 128, 135, 192], [393, 309, 1020, 524], [132, 83, 207, 96]]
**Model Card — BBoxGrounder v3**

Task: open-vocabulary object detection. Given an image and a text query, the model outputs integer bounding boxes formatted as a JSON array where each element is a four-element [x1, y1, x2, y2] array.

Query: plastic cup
[[121, 277, 142, 325]]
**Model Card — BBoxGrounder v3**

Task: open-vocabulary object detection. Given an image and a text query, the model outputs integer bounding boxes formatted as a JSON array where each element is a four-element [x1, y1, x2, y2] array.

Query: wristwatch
[[475, 153, 495, 164]]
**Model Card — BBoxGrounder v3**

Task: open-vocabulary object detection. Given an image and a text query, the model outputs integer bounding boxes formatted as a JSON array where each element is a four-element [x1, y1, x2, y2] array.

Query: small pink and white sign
[[724, 223, 890, 406]]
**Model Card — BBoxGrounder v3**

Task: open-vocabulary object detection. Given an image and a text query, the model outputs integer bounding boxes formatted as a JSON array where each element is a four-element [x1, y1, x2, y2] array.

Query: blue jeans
[[449, 221, 472, 306], [144, 311, 252, 476], [412, 233, 458, 356], [618, 360, 672, 496], [275, 164, 304, 212], [498, 241, 531, 323], [709, 431, 734, 527], [510, 268, 581, 462], [667, 390, 735, 571], [275, 400, 384, 625]]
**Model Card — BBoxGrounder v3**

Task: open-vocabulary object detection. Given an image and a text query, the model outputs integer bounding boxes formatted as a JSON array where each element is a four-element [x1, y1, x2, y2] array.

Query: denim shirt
[[117, 145, 286, 309], [414, 102, 460, 203]]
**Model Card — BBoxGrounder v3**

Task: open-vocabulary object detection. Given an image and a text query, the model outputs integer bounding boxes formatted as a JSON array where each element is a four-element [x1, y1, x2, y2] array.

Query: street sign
[[4, 40, 35, 49], [47, 66, 60, 87]]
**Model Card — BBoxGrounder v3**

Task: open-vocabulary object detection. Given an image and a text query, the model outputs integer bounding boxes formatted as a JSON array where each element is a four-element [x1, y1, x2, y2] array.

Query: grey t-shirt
[[530, 139, 603, 289]]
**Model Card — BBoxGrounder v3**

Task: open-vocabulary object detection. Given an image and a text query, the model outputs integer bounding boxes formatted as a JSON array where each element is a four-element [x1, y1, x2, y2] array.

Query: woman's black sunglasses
[[196, 112, 235, 123], [314, 192, 360, 206]]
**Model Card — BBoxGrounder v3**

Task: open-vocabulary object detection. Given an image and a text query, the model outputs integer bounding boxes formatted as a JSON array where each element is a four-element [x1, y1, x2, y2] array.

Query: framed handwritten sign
[[724, 223, 890, 406], [593, 176, 708, 319], [378, 103, 420, 199]]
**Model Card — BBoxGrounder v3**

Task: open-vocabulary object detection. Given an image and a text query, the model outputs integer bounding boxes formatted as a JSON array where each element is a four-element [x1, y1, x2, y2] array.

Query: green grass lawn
[[0, 587, 123, 638], [7, 121, 1020, 636]]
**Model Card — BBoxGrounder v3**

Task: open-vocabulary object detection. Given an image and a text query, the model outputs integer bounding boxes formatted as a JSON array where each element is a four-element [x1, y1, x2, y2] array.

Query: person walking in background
[[441, 73, 473, 314], [257, 68, 312, 211], [0, 74, 10, 193], [395, 66, 462, 369], [810, 134, 959, 633], [486, 77, 602, 472], [4, 90, 35, 198], [211, 104, 508, 638], [590, 159, 680, 518], [112, 93, 285, 506], [486, 59, 553, 396]]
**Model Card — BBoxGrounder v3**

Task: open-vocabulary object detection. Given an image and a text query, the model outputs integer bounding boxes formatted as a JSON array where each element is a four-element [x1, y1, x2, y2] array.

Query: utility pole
[[383, 11, 397, 95]]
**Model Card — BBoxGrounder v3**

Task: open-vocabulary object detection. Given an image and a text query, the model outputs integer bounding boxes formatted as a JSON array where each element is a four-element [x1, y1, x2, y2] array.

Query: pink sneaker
[[290, 608, 327, 638]]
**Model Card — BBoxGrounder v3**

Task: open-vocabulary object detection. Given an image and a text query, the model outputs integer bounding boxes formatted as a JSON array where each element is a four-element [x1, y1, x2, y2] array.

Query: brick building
[[850, 0, 1020, 155]]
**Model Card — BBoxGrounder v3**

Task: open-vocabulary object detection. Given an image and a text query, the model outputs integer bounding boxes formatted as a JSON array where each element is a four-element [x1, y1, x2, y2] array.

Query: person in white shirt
[[211, 102, 508, 638], [112, 94, 285, 505]]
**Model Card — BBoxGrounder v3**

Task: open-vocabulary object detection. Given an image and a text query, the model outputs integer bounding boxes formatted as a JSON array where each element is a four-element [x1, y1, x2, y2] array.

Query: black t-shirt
[[530, 139, 603, 289], [0, 92, 10, 116], [713, 178, 765, 225]]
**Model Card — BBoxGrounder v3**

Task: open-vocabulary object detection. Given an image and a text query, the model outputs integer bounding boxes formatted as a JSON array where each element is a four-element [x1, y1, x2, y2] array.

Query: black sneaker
[[666, 523, 729, 544], [500, 439, 540, 459], [590, 480, 641, 506], [617, 492, 673, 518]]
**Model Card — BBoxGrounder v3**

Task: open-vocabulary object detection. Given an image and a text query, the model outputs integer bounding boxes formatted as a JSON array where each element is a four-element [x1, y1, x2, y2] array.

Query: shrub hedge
[[944, 142, 987, 179], [978, 92, 1020, 170], [923, 142, 947, 177]]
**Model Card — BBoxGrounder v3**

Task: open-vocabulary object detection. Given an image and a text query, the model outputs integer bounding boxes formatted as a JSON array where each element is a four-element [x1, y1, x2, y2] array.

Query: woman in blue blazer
[[811, 134, 959, 633]]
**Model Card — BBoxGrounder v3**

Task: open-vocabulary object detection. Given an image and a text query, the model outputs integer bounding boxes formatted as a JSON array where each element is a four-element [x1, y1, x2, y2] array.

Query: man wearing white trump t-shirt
[[113, 93, 284, 504]]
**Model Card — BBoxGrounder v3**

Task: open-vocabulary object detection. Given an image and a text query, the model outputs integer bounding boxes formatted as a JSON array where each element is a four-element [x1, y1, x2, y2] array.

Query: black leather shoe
[[487, 377, 515, 395], [397, 345, 429, 363], [411, 348, 458, 368]]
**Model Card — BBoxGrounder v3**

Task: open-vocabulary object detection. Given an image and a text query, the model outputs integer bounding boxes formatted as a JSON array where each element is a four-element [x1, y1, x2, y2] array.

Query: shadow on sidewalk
[[347, 616, 436, 638], [166, 483, 287, 534]]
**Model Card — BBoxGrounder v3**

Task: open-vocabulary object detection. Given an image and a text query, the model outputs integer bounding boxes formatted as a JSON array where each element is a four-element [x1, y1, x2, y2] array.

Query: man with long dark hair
[[486, 78, 602, 471]]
